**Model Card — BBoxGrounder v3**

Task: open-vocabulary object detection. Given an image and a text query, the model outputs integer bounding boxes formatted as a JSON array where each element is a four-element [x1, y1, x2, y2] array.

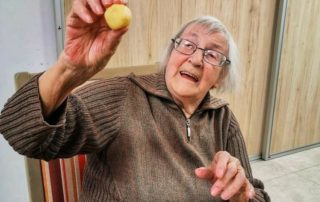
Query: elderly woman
[[0, 0, 269, 201]]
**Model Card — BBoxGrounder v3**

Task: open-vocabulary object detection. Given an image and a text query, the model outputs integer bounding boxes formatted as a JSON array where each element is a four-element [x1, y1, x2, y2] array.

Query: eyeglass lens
[[173, 38, 228, 66]]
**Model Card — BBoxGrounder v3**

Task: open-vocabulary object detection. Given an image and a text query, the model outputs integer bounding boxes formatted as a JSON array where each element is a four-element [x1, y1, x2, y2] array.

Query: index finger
[[212, 151, 230, 179], [195, 167, 214, 180], [102, 0, 127, 7], [72, 0, 95, 23], [87, 0, 104, 15]]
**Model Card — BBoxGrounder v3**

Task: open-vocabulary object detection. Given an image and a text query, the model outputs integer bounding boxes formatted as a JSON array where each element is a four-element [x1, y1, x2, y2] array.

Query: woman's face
[[165, 24, 229, 105]]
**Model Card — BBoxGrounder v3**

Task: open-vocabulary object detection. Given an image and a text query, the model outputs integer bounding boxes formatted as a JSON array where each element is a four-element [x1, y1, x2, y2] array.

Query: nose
[[188, 48, 204, 67]]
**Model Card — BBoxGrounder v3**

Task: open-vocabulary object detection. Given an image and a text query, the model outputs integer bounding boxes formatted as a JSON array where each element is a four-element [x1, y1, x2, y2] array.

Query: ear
[[212, 74, 223, 89], [211, 81, 220, 89], [212, 69, 226, 89]]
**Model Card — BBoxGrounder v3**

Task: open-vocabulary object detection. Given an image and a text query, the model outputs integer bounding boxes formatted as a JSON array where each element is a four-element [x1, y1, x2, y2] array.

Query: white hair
[[159, 16, 240, 92]]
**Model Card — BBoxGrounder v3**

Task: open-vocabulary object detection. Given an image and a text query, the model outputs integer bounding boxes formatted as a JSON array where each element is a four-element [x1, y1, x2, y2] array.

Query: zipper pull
[[186, 118, 191, 142]]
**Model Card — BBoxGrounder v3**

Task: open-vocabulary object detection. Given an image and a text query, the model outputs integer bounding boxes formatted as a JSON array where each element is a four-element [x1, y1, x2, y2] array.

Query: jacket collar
[[128, 72, 228, 110]]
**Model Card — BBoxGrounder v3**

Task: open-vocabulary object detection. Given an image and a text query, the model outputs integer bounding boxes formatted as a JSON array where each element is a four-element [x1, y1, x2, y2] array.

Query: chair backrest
[[15, 64, 158, 202]]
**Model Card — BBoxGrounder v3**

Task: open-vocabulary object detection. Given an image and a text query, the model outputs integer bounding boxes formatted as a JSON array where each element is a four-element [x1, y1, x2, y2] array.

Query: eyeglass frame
[[171, 38, 231, 67]]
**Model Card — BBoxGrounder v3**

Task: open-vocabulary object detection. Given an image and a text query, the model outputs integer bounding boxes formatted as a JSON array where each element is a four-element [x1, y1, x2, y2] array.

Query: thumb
[[103, 27, 128, 56], [108, 27, 128, 40]]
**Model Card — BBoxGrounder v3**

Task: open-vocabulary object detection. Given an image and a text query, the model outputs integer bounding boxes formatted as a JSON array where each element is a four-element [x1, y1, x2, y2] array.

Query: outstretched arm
[[39, 0, 128, 117]]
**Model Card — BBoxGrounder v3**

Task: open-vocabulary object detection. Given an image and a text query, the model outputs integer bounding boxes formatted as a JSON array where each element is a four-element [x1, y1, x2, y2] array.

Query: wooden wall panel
[[181, 0, 277, 156], [270, 0, 320, 154], [63, 0, 182, 68], [64, 0, 73, 20], [62, 0, 278, 157], [107, 0, 182, 67]]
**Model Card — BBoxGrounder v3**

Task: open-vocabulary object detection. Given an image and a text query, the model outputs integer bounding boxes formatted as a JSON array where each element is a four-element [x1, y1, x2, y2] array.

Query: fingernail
[[96, 6, 103, 14], [194, 168, 200, 175], [102, 0, 111, 7], [85, 15, 92, 23], [194, 167, 205, 176], [221, 192, 229, 200], [196, 167, 206, 171], [249, 190, 255, 198], [211, 186, 219, 196]]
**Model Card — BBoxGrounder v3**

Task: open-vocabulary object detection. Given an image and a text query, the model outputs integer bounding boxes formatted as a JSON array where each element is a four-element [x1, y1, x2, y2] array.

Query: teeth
[[180, 71, 199, 81]]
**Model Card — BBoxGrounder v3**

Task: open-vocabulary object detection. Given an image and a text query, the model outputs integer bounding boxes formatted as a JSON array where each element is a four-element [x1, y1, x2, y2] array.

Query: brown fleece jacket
[[0, 72, 270, 202]]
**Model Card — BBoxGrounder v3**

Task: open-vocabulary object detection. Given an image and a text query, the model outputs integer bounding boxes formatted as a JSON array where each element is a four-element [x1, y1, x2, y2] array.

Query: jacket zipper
[[186, 118, 191, 142]]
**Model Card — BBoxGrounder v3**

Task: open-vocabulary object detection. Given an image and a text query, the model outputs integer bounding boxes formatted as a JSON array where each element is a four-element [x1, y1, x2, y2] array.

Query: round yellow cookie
[[104, 4, 132, 30]]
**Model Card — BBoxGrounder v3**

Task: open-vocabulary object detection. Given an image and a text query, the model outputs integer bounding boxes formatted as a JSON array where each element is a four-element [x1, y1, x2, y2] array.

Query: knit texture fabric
[[0, 72, 270, 202]]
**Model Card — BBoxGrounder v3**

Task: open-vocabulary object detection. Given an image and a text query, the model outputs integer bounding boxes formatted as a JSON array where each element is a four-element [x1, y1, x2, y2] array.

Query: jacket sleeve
[[226, 111, 271, 202], [0, 74, 128, 161]]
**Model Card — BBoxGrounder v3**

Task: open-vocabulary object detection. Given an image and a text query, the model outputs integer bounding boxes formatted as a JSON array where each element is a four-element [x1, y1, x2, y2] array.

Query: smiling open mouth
[[180, 71, 199, 82]]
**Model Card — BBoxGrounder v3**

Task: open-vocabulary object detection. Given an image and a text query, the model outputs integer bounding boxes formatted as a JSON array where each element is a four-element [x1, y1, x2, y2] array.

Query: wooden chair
[[15, 64, 158, 202]]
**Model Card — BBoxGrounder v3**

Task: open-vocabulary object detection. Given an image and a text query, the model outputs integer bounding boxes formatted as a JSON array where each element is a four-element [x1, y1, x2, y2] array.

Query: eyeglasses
[[171, 38, 231, 67]]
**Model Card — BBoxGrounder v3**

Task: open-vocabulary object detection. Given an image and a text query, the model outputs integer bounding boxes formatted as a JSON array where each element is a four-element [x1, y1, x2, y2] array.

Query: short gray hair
[[159, 16, 239, 92]]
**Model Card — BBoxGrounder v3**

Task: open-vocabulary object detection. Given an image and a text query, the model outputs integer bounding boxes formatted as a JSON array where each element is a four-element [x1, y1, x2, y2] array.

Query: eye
[[181, 40, 195, 50], [205, 50, 219, 60]]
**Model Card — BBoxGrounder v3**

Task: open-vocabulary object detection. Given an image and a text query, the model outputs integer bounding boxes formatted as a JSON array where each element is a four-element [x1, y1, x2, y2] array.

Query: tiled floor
[[251, 147, 320, 202]]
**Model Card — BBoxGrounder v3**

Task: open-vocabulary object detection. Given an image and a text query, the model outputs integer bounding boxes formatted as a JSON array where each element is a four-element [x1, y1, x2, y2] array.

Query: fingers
[[223, 179, 255, 201], [71, 0, 127, 24], [108, 25, 128, 38], [245, 181, 256, 199], [212, 151, 231, 178], [196, 151, 255, 200], [72, 0, 96, 23], [219, 168, 246, 200], [103, 26, 128, 53], [195, 167, 214, 180], [88, 0, 104, 15], [211, 157, 240, 197], [102, 0, 127, 7]]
